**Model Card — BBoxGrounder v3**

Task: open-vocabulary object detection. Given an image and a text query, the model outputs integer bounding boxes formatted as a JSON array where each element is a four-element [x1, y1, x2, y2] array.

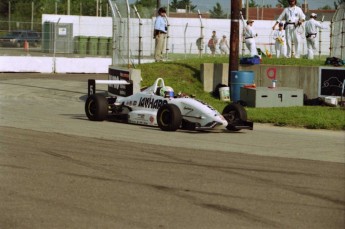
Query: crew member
[[305, 13, 327, 59], [243, 20, 258, 57], [272, 0, 305, 58], [154, 8, 167, 62]]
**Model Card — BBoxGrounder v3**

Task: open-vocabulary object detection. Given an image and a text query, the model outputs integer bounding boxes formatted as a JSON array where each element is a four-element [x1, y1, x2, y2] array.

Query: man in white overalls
[[272, 0, 305, 58], [305, 13, 327, 59], [241, 19, 258, 57]]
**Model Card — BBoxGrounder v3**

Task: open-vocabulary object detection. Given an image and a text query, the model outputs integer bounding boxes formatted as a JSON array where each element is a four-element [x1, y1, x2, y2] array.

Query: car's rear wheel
[[222, 103, 247, 131], [85, 94, 108, 121], [157, 104, 182, 131]]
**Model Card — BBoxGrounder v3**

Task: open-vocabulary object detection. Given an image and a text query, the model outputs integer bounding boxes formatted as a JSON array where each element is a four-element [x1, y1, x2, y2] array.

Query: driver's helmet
[[160, 86, 174, 98]]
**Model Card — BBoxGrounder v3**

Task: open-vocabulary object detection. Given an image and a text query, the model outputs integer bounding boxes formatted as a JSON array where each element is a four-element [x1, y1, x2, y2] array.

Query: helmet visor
[[165, 91, 174, 98]]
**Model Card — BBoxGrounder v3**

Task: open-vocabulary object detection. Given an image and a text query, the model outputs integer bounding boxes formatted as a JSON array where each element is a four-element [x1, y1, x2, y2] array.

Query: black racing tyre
[[85, 94, 108, 121], [157, 104, 182, 131], [222, 103, 247, 131]]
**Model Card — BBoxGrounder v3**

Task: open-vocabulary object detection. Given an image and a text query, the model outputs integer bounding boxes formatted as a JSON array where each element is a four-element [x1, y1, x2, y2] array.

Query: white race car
[[85, 77, 253, 132]]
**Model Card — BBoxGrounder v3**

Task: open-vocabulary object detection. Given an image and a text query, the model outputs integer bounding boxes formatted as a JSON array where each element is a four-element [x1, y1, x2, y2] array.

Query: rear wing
[[88, 67, 141, 97], [87, 79, 131, 96]]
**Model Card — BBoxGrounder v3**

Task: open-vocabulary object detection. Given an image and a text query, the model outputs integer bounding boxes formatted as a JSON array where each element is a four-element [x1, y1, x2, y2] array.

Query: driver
[[160, 86, 174, 98]]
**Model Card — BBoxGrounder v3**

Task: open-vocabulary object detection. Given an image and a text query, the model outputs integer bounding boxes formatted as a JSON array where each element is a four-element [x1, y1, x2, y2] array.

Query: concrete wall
[[200, 63, 328, 99]]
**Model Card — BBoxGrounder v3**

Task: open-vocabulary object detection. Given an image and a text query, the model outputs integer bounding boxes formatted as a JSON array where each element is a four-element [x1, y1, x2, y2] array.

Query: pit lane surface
[[0, 73, 344, 228]]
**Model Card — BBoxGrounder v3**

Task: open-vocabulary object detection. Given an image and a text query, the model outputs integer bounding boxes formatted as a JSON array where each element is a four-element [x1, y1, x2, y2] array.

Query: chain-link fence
[[330, 3, 345, 59], [0, 4, 333, 63]]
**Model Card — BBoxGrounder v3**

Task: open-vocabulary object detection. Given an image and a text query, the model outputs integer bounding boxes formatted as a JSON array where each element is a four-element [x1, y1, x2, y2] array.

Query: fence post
[[198, 10, 204, 57], [133, 5, 142, 65], [184, 23, 188, 59]]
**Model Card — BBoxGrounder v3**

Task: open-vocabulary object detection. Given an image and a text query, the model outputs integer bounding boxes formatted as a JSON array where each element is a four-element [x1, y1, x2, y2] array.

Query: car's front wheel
[[85, 94, 108, 121], [222, 103, 247, 131], [157, 104, 182, 131]]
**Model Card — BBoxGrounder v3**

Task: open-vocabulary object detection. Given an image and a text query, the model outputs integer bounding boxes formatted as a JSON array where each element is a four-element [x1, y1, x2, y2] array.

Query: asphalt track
[[0, 73, 344, 229]]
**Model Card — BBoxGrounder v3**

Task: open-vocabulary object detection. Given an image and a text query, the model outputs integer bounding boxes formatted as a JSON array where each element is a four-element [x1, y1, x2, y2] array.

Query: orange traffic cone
[[24, 40, 29, 52]]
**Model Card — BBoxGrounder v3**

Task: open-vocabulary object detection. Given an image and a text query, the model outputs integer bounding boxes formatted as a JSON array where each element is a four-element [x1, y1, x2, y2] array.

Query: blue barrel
[[229, 71, 255, 102]]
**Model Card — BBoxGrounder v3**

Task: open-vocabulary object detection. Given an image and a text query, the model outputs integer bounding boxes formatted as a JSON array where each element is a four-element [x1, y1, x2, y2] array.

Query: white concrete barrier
[[0, 56, 54, 73], [0, 56, 112, 73]]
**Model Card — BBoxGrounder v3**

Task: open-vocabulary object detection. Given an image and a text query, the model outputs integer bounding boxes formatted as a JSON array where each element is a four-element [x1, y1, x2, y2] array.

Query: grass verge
[[135, 56, 345, 130]]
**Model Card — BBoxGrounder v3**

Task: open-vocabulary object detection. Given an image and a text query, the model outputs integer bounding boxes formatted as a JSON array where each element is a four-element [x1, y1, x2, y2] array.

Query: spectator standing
[[207, 31, 218, 56], [219, 35, 230, 55], [272, 22, 287, 58], [154, 7, 167, 62], [305, 13, 327, 59], [242, 19, 258, 57], [272, 0, 305, 58]]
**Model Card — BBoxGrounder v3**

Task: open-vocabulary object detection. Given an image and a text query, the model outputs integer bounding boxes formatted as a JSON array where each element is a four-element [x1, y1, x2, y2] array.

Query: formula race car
[[85, 77, 253, 132]]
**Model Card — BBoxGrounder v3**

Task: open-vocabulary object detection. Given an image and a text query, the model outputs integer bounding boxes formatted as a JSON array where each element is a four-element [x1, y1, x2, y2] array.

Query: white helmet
[[160, 86, 174, 98]]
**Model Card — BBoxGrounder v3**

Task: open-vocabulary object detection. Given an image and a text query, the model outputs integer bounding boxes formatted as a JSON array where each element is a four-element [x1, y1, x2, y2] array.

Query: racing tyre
[[85, 94, 108, 121], [157, 104, 182, 131], [222, 103, 247, 131]]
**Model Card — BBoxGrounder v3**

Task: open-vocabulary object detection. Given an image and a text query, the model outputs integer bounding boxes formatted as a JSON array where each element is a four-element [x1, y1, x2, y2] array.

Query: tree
[[131, 0, 156, 17], [169, 0, 197, 12], [334, 0, 345, 9], [209, 2, 227, 19], [249, 0, 258, 7], [277, 0, 289, 8], [319, 5, 332, 10]]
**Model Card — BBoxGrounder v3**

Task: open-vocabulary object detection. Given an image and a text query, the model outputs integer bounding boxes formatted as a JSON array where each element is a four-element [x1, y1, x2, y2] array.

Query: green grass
[[135, 56, 345, 130]]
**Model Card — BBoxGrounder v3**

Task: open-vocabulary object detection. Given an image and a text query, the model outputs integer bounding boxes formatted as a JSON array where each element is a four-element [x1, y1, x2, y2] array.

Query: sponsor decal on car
[[138, 97, 167, 109], [149, 116, 154, 123]]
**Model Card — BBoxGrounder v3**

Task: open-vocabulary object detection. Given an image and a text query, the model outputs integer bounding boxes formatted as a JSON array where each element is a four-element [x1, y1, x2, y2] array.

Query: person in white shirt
[[219, 35, 230, 55], [154, 7, 167, 62], [272, 0, 305, 58], [305, 13, 327, 59], [273, 22, 287, 58], [242, 20, 258, 57]]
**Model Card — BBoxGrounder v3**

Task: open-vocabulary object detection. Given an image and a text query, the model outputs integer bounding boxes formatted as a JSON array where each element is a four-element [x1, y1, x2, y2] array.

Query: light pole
[[67, 0, 70, 15], [96, 0, 99, 16], [8, 1, 11, 31], [31, 1, 34, 30], [261, 0, 264, 20]]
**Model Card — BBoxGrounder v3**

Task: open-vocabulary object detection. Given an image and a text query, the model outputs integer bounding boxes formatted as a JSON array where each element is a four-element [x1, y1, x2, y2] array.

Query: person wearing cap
[[272, 22, 287, 58], [242, 19, 258, 57], [305, 13, 327, 59], [219, 35, 229, 55], [154, 7, 167, 62], [272, 0, 305, 58]]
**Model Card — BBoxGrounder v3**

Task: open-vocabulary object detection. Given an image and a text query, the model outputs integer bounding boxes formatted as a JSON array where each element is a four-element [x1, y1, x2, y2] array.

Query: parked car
[[0, 30, 41, 47]]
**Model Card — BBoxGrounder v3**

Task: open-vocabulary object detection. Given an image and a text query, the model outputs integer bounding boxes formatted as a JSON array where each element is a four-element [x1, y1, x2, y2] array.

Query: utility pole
[[229, 0, 241, 73], [157, 0, 160, 9]]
